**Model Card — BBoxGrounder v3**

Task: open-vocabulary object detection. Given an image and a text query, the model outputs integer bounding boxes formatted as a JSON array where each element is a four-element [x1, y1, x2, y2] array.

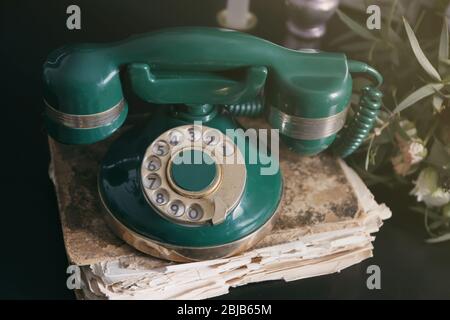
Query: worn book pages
[[48, 116, 390, 299]]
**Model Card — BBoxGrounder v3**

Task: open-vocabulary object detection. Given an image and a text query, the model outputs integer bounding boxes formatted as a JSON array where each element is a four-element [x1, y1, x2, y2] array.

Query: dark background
[[1, 0, 449, 299]]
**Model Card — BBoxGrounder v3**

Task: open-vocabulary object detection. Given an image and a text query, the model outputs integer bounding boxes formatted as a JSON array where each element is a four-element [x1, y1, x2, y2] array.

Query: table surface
[[1, 0, 449, 299]]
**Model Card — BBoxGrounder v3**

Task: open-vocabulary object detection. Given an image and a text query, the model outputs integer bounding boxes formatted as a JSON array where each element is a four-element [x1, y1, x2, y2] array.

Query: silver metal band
[[44, 99, 125, 129], [268, 105, 349, 140]]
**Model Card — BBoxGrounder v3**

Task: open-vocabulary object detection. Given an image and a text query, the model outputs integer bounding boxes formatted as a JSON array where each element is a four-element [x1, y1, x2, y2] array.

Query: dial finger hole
[[217, 141, 235, 157], [186, 126, 201, 142], [144, 173, 161, 190], [152, 140, 169, 156], [168, 200, 185, 217], [153, 189, 169, 206], [169, 130, 184, 146], [146, 156, 161, 171], [203, 130, 221, 147], [187, 204, 203, 221]]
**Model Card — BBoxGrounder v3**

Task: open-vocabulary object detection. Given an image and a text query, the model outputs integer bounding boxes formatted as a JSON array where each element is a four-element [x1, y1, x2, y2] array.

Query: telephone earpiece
[[43, 27, 383, 261]]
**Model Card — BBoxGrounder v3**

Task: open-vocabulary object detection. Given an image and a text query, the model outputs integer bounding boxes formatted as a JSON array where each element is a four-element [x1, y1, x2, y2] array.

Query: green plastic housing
[[43, 27, 352, 153]]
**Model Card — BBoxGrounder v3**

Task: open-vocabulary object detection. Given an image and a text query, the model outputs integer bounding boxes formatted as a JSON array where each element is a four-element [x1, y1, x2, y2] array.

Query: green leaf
[[353, 167, 393, 186], [426, 138, 450, 169], [403, 17, 442, 82], [390, 49, 400, 66], [382, 0, 398, 41], [438, 17, 449, 73], [368, 41, 379, 62], [365, 135, 375, 170], [426, 233, 450, 244], [410, 206, 442, 219], [413, 10, 426, 33], [429, 220, 447, 230], [337, 10, 380, 42], [393, 83, 444, 113], [432, 94, 445, 113]]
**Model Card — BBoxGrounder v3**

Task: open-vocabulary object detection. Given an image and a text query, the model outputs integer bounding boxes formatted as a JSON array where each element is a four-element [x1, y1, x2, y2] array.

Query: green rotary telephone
[[43, 27, 383, 262]]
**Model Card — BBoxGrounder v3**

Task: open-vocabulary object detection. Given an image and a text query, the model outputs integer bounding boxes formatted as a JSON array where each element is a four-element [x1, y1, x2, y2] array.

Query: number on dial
[[144, 174, 161, 190], [187, 126, 201, 142], [153, 189, 169, 205], [203, 130, 220, 146], [152, 141, 169, 156], [168, 200, 185, 217], [218, 142, 234, 157], [146, 156, 161, 171], [169, 130, 183, 146], [187, 204, 203, 221]]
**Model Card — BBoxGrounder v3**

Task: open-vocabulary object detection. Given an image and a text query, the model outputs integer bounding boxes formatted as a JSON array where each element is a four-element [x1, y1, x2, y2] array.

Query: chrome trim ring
[[44, 99, 125, 129], [166, 148, 223, 199], [268, 105, 349, 140]]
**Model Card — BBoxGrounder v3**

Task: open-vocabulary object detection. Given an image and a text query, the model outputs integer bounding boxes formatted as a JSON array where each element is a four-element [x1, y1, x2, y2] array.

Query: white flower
[[408, 141, 427, 163], [410, 167, 450, 207]]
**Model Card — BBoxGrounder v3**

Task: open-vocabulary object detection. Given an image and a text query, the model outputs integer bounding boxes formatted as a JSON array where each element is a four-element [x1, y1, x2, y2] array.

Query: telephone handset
[[43, 27, 383, 262]]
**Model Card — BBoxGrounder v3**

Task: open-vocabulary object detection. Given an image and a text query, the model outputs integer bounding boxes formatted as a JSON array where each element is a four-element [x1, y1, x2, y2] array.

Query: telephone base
[[97, 109, 283, 262]]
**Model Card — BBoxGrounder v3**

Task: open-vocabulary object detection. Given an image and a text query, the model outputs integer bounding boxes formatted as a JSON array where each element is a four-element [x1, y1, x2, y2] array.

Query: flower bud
[[391, 119, 427, 176], [410, 167, 450, 207]]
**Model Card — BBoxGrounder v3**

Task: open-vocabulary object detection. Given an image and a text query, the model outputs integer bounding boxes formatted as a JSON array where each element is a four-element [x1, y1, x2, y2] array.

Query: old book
[[48, 116, 391, 299]]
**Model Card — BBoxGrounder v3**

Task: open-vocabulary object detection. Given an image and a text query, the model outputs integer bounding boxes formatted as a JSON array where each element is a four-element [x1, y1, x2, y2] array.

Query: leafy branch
[[335, 1, 450, 242]]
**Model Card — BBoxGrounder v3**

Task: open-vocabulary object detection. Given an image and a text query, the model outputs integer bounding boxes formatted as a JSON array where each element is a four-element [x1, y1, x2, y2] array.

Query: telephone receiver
[[43, 27, 383, 262]]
